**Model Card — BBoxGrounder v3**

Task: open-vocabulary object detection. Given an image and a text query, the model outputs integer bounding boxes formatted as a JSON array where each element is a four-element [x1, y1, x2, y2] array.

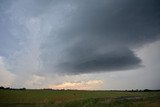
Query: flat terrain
[[0, 89, 160, 107]]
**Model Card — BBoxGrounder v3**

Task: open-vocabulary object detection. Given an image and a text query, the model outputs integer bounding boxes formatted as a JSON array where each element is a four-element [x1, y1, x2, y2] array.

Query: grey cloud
[[1, 0, 160, 75], [40, 0, 160, 74], [67, 0, 160, 47], [0, 0, 160, 89], [57, 48, 141, 74]]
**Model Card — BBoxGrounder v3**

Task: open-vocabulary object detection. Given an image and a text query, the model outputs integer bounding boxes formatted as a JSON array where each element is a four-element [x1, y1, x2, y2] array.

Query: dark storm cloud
[[57, 48, 141, 74], [65, 0, 160, 47], [40, 0, 160, 74]]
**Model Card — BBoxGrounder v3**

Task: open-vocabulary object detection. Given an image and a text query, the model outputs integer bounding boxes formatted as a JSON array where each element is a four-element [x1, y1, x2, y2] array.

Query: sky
[[0, 0, 160, 90]]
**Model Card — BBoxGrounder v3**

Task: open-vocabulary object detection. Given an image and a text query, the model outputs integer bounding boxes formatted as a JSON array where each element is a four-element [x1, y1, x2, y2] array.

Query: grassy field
[[0, 89, 160, 107]]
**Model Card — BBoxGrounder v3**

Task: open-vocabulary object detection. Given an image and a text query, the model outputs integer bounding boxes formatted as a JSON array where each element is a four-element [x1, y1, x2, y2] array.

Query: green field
[[0, 89, 160, 107]]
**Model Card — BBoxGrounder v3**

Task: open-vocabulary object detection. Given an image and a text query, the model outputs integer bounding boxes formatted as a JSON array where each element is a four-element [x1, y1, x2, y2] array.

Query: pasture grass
[[0, 89, 160, 107]]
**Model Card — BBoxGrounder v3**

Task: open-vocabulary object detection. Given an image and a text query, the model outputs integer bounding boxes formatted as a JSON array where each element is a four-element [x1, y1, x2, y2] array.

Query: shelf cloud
[[39, 0, 160, 74], [0, 0, 160, 76]]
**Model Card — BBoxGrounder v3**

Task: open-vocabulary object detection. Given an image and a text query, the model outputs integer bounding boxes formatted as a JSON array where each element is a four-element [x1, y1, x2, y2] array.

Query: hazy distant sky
[[0, 0, 160, 90]]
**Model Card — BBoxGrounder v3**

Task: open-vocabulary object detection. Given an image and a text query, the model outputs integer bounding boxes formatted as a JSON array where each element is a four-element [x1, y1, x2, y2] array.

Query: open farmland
[[1, 0, 160, 107], [0, 89, 160, 107]]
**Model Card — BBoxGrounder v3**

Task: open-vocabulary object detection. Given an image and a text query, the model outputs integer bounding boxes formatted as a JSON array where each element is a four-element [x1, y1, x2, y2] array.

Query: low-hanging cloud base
[[0, 0, 160, 89]]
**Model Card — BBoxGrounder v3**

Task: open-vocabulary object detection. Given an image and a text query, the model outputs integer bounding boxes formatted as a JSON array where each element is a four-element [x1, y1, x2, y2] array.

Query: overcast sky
[[0, 0, 160, 90]]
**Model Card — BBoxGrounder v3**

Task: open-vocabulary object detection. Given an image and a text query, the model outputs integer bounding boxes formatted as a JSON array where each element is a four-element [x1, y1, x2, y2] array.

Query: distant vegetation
[[0, 86, 160, 107], [0, 86, 159, 92]]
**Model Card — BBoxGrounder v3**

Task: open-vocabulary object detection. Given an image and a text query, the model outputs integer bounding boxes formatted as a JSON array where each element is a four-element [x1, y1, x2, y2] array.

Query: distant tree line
[[0, 86, 26, 90], [0, 86, 160, 92], [110, 89, 160, 92]]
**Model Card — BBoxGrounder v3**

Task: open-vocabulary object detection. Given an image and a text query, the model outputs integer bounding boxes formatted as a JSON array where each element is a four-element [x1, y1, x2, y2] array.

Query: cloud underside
[[1, 0, 160, 75], [41, 0, 160, 74], [58, 48, 141, 74]]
